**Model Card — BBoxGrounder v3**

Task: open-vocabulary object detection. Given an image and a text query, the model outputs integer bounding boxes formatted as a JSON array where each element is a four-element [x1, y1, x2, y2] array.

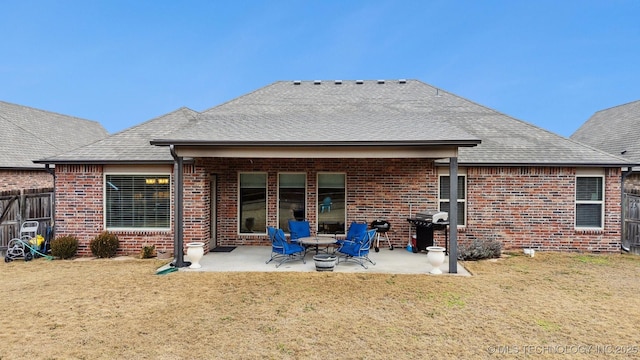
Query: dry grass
[[1, 252, 640, 359]]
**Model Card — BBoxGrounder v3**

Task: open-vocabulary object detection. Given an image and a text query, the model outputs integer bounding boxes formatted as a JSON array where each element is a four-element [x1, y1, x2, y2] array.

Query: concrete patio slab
[[160, 246, 471, 276]]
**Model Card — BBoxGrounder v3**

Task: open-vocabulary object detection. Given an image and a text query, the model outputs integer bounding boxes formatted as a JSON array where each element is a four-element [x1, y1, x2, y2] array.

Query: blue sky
[[1, 0, 638, 137]]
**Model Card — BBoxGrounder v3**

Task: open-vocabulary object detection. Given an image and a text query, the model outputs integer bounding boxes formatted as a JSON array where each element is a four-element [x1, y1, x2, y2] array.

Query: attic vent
[[355, 80, 364, 84], [377, 80, 385, 84], [314, 80, 322, 85], [398, 79, 407, 84], [335, 80, 342, 85], [293, 80, 301, 85]]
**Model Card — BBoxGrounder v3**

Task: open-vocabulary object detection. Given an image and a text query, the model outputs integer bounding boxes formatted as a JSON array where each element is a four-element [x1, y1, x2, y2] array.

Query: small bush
[[140, 244, 155, 259], [458, 238, 502, 261], [90, 231, 119, 258], [50, 235, 78, 259]]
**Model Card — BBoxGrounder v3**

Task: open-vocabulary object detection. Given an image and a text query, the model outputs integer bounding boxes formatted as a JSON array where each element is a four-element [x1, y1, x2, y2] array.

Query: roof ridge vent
[[314, 80, 322, 85], [293, 80, 301, 85], [398, 79, 407, 84], [377, 79, 385, 84], [335, 80, 342, 85], [355, 80, 364, 84]]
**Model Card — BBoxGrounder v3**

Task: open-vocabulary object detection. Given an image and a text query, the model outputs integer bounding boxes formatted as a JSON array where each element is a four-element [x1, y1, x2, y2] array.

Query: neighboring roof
[[38, 79, 633, 167], [571, 100, 640, 164], [37, 107, 199, 164], [0, 101, 109, 169]]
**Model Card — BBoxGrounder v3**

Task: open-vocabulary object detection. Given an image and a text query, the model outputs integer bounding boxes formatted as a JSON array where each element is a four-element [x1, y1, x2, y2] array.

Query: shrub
[[90, 231, 119, 258], [50, 235, 78, 259], [140, 244, 155, 259], [457, 238, 502, 261]]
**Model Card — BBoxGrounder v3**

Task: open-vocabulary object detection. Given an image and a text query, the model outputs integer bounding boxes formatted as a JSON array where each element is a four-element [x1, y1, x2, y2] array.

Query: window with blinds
[[575, 176, 604, 228], [105, 175, 171, 229]]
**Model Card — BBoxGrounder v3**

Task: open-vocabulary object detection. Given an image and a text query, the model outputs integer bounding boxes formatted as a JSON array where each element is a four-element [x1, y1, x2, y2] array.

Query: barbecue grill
[[406, 211, 449, 253], [371, 219, 393, 252]]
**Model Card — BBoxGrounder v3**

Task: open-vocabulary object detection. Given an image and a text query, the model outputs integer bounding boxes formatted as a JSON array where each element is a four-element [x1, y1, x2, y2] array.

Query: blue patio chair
[[266, 227, 306, 268], [336, 221, 368, 247], [288, 219, 311, 244], [336, 228, 377, 269]]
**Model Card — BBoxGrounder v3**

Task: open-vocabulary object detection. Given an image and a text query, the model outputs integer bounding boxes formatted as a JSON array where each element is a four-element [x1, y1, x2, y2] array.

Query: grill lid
[[371, 219, 391, 232]]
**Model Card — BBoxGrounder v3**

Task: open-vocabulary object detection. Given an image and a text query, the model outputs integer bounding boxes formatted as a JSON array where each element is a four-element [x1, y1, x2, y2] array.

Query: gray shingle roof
[[0, 101, 109, 168], [154, 80, 630, 166], [37, 107, 199, 163], [571, 100, 640, 163], [164, 80, 480, 144], [38, 80, 633, 166]]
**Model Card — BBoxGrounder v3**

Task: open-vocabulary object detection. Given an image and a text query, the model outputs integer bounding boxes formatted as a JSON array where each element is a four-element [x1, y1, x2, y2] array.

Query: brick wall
[[462, 167, 621, 252], [202, 159, 621, 252], [55, 164, 176, 256], [0, 169, 53, 191], [201, 158, 439, 248], [183, 163, 210, 249], [53, 160, 623, 256]]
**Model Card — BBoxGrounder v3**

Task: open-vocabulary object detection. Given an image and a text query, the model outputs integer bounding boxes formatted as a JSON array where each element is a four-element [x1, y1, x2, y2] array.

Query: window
[[278, 173, 306, 230], [438, 175, 466, 226], [576, 176, 604, 228], [239, 173, 267, 234], [317, 173, 346, 234], [105, 174, 170, 229]]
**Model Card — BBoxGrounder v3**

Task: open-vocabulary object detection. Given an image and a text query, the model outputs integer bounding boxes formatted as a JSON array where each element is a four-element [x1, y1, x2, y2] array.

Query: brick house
[[0, 100, 108, 191], [571, 100, 640, 252], [1, 101, 108, 249], [37, 80, 634, 267]]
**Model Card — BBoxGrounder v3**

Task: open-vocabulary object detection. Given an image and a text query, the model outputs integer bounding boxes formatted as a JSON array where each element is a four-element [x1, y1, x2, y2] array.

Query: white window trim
[[437, 168, 467, 227], [103, 170, 172, 231], [575, 169, 605, 230], [238, 172, 268, 235]]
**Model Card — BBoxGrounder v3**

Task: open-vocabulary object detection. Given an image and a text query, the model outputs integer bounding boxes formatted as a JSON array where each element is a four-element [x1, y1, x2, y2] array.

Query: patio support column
[[449, 156, 458, 274], [171, 145, 187, 267]]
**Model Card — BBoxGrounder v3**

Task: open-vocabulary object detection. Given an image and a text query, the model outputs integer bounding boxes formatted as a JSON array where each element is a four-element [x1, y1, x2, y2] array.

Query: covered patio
[[160, 246, 472, 275]]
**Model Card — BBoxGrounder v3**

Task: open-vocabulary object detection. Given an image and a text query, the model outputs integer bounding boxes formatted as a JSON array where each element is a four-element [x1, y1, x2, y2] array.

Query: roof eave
[[150, 139, 482, 147], [435, 161, 640, 168], [0, 166, 49, 171], [32, 159, 179, 165]]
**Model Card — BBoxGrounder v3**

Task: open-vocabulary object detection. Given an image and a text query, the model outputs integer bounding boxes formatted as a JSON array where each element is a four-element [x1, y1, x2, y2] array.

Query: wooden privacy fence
[[623, 192, 640, 252], [0, 188, 53, 251]]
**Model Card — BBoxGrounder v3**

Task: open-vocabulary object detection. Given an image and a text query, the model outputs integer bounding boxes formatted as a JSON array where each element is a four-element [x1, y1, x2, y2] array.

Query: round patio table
[[298, 236, 338, 256]]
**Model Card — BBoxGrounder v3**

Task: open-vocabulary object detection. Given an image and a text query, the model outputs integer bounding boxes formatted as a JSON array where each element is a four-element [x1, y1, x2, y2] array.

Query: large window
[[239, 173, 267, 234], [317, 173, 346, 234], [278, 173, 306, 230], [105, 174, 170, 229], [576, 176, 604, 228], [438, 175, 466, 226]]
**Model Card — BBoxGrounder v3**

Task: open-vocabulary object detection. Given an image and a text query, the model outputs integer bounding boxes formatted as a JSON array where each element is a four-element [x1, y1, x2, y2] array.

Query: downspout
[[170, 145, 188, 267], [44, 164, 55, 243], [621, 167, 634, 252], [448, 156, 458, 274]]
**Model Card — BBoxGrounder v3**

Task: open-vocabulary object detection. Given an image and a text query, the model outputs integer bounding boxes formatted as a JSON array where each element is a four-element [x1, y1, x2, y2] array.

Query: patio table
[[298, 236, 338, 256]]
